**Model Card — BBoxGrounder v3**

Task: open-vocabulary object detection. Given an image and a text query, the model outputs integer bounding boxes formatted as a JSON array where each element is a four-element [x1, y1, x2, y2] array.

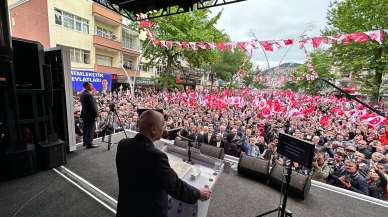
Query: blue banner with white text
[[71, 70, 112, 94]]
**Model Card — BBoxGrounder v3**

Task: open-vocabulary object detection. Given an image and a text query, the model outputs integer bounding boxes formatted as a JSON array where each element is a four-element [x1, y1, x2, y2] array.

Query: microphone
[[176, 133, 194, 143], [162, 127, 183, 140]]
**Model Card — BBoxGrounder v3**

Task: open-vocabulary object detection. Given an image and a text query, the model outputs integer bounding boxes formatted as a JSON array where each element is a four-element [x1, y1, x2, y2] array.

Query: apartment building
[[8, 0, 142, 80]]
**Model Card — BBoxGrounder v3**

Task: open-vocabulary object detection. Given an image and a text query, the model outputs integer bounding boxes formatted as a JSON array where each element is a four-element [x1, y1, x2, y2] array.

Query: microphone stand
[[177, 133, 195, 165]]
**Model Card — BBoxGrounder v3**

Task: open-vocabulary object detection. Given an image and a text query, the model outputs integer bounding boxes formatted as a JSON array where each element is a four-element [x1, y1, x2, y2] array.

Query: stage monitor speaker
[[12, 38, 45, 89], [199, 143, 224, 159], [268, 164, 311, 199], [174, 139, 188, 149], [238, 153, 270, 181], [1, 144, 37, 180], [37, 139, 66, 170]]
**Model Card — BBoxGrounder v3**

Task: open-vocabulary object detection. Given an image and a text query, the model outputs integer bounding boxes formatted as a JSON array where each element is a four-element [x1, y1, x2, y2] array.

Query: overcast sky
[[210, 0, 331, 69]]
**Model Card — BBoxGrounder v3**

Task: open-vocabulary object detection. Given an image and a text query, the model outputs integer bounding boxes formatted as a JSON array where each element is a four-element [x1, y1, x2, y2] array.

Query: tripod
[[101, 103, 128, 150], [257, 161, 294, 217]]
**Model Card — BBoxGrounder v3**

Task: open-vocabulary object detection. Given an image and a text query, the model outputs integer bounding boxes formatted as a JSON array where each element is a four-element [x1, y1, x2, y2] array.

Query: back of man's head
[[138, 110, 165, 141]]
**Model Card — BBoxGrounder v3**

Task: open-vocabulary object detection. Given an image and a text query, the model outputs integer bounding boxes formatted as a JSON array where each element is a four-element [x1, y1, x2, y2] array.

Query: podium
[[163, 144, 223, 217]]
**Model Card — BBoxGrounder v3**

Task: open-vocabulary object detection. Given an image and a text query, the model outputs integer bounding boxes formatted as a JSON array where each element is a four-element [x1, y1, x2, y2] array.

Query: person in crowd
[[379, 127, 388, 146], [345, 145, 357, 160], [73, 87, 388, 201], [260, 139, 278, 161], [256, 136, 267, 155], [368, 162, 388, 200], [209, 133, 225, 148], [201, 126, 214, 144], [225, 128, 242, 157], [243, 137, 260, 157], [327, 159, 369, 195], [312, 150, 331, 182]]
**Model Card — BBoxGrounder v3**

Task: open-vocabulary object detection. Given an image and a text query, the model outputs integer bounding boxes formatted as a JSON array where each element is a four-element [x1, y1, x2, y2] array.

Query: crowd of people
[[73, 86, 388, 201]]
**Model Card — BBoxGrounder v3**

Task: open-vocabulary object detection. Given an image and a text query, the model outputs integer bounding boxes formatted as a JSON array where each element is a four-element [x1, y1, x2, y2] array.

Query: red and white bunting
[[146, 29, 385, 52]]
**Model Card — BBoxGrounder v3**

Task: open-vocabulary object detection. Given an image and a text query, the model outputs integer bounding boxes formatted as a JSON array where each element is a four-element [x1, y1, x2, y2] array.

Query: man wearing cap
[[345, 145, 357, 160]]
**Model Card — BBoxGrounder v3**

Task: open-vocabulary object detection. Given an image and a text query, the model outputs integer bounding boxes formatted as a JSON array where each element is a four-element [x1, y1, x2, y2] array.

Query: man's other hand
[[199, 187, 212, 201]]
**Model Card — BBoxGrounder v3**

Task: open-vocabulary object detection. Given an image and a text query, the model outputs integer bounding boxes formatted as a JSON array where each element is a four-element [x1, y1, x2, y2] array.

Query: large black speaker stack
[[0, 0, 67, 180], [237, 154, 312, 199]]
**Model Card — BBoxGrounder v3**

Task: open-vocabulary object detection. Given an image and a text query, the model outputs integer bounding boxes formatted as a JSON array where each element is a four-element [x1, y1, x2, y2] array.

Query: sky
[[210, 0, 332, 70]]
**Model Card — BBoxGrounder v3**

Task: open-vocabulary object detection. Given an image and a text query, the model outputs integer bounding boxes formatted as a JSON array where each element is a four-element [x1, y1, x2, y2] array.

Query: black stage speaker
[[44, 49, 69, 150], [12, 38, 45, 89], [268, 164, 311, 199], [16, 90, 49, 144], [1, 144, 37, 181], [37, 139, 66, 170], [199, 143, 224, 159], [238, 153, 270, 181], [174, 139, 188, 149]]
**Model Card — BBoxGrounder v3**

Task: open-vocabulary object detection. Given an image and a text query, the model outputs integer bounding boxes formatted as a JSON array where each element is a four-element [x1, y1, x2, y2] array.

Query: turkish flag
[[345, 32, 369, 44], [260, 41, 273, 52], [181, 42, 190, 49], [237, 42, 248, 52], [312, 37, 324, 48], [320, 115, 331, 126], [139, 21, 153, 28], [217, 42, 226, 51], [284, 39, 294, 45], [304, 105, 316, 114], [166, 41, 173, 49]]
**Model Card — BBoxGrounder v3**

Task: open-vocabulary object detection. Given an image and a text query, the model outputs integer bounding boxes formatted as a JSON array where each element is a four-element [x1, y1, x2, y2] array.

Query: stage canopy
[[93, 0, 247, 20]]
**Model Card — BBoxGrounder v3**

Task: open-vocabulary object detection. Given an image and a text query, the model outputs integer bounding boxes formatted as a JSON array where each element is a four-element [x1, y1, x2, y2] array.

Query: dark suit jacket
[[209, 139, 225, 148], [116, 133, 200, 217], [188, 133, 203, 143], [80, 90, 98, 121], [201, 133, 214, 144]]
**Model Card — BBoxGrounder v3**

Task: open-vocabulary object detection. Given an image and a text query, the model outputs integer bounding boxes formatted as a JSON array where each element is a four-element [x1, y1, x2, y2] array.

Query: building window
[[122, 30, 138, 50], [156, 65, 163, 75], [123, 58, 133, 70], [55, 9, 62, 25], [96, 26, 116, 40], [55, 9, 89, 34], [62, 46, 90, 64], [139, 64, 150, 72], [83, 51, 90, 64], [63, 12, 74, 29], [96, 54, 113, 67]]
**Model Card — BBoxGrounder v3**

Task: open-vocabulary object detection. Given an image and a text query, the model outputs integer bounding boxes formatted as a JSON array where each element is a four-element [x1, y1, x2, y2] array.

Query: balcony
[[95, 64, 139, 76], [93, 35, 121, 51], [92, 2, 121, 25], [122, 46, 141, 56]]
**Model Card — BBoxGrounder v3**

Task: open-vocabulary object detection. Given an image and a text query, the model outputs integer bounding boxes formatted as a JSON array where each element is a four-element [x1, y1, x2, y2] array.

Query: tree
[[283, 50, 335, 94], [212, 49, 251, 84], [141, 9, 228, 85], [324, 0, 388, 101]]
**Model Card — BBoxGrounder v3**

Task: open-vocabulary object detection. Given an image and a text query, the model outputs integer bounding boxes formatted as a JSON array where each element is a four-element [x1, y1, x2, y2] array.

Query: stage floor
[[0, 170, 114, 217], [1, 131, 387, 217]]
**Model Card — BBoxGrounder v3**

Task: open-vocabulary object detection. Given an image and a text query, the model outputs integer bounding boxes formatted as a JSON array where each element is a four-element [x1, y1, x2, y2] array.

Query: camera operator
[[327, 159, 369, 195]]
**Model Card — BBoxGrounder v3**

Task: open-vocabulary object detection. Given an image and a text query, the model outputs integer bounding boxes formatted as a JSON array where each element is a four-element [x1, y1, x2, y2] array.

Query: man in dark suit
[[116, 110, 211, 217], [210, 133, 225, 148], [187, 125, 203, 144], [80, 82, 99, 148], [201, 126, 214, 144]]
